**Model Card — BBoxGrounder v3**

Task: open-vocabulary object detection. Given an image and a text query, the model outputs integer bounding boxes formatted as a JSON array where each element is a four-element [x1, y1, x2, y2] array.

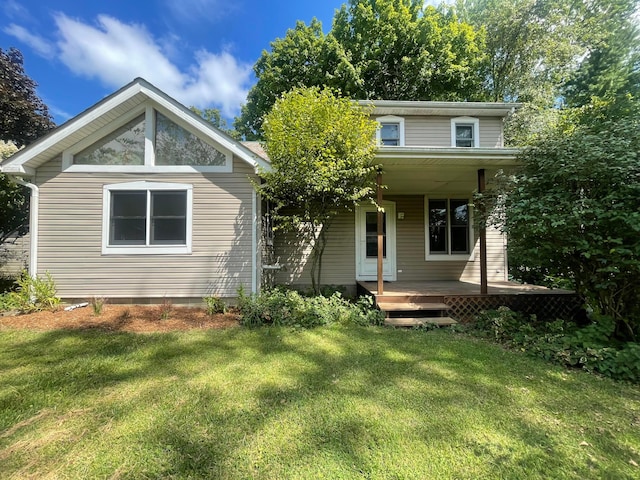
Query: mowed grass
[[0, 325, 638, 479]]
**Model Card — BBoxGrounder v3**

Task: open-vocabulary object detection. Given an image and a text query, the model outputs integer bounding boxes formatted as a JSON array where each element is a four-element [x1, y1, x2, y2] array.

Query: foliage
[[235, 1, 486, 138], [7, 270, 60, 313], [157, 297, 172, 320], [259, 87, 379, 292], [472, 307, 640, 383], [479, 97, 640, 340], [0, 141, 29, 247], [203, 295, 227, 315], [0, 47, 54, 147], [91, 296, 106, 316], [237, 287, 385, 328], [190, 106, 240, 140]]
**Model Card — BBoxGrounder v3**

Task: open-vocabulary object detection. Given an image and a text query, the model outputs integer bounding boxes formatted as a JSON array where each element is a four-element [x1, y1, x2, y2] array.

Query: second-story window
[[380, 123, 400, 146], [451, 117, 480, 148], [376, 115, 405, 147]]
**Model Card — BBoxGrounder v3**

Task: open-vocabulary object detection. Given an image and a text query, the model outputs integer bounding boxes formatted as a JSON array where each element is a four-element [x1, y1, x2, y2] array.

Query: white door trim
[[355, 201, 397, 281]]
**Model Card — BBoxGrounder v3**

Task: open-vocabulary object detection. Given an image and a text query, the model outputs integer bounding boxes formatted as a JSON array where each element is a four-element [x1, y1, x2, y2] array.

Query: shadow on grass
[[0, 326, 638, 478]]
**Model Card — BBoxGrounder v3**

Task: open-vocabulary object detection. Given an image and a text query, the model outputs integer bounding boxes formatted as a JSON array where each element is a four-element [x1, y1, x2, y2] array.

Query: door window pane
[[365, 211, 386, 258]]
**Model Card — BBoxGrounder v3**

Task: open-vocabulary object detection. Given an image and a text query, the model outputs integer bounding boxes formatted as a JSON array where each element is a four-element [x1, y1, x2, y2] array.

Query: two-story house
[[275, 100, 521, 299], [1, 78, 526, 306]]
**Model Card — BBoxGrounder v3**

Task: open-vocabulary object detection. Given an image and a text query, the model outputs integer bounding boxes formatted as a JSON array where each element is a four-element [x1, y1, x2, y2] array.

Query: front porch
[[357, 280, 582, 325]]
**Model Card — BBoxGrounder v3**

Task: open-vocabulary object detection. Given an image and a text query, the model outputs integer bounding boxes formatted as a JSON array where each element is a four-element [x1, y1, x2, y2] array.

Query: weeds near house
[[158, 297, 172, 320], [90, 296, 106, 316], [203, 295, 226, 315], [8, 270, 60, 313]]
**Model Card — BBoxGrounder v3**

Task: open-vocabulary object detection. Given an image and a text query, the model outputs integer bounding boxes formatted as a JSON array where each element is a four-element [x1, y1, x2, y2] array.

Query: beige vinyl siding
[[385, 115, 504, 148], [274, 211, 356, 287], [274, 195, 507, 287], [34, 155, 257, 299]]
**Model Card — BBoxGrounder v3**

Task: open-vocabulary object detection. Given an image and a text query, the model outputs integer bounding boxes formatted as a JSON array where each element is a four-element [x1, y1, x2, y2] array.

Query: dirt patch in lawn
[[0, 304, 240, 332]]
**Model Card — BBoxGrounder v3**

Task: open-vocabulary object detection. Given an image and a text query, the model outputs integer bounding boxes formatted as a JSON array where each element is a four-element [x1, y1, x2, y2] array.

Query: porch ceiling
[[376, 149, 520, 194]]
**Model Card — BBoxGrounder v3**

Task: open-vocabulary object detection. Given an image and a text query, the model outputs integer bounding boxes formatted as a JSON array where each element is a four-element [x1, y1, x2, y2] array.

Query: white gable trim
[[1, 78, 270, 175]]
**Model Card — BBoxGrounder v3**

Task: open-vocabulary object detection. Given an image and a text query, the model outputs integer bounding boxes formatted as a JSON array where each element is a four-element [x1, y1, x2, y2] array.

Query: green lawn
[[0, 325, 638, 479]]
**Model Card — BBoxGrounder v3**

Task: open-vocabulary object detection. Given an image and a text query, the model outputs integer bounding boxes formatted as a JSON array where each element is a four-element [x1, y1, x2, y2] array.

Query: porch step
[[384, 317, 458, 327], [377, 302, 450, 312]]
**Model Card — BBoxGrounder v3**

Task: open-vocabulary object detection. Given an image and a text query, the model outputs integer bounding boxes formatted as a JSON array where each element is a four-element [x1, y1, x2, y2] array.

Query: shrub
[[203, 295, 227, 315], [471, 308, 640, 383], [91, 296, 106, 316], [8, 270, 60, 313], [237, 287, 384, 328]]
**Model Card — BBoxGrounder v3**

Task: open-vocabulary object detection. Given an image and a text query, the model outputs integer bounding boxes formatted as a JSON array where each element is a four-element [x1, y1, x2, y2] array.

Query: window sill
[[102, 245, 191, 255]]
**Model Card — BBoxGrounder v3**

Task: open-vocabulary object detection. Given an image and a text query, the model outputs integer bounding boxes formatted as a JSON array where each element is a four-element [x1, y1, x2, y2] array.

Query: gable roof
[[1, 77, 270, 176]]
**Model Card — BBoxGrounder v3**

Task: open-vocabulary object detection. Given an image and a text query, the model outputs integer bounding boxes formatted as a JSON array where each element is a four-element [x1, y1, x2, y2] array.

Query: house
[[274, 100, 521, 295], [1, 78, 269, 303], [2, 78, 538, 308]]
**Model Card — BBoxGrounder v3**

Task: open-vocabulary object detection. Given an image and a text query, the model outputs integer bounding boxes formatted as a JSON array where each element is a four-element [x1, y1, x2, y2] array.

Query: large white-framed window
[[451, 117, 480, 148], [424, 197, 475, 261], [63, 105, 232, 173], [102, 181, 193, 255], [376, 115, 405, 146]]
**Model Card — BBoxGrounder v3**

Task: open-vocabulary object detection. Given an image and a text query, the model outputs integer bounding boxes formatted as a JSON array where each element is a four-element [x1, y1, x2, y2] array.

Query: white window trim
[[424, 196, 475, 261], [102, 181, 193, 255], [451, 117, 480, 148], [376, 115, 405, 147], [63, 104, 233, 173]]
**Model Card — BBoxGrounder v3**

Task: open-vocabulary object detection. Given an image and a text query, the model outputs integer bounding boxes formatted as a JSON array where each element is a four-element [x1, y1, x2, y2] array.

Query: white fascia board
[[359, 100, 521, 117], [376, 147, 521, 159]]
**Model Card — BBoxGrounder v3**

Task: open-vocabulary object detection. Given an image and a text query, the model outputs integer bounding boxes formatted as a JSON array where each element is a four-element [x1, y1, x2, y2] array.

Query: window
[[365, 211, 386, 258], [64, 106, 232, 172], [103, 182, 192, 254], [425, 198, 473, 259], [376, 115, 405, 146], [451, 117, 480, 148], [380, 123, 400, 146]]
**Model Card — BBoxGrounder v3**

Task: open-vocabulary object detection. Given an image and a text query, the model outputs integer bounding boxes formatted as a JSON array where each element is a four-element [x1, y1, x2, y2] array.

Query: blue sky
[[0, 0, 360, 124]]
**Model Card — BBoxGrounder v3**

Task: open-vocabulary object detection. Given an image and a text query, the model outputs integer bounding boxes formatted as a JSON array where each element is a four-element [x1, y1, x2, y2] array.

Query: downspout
[[14, 178, 39, 279]]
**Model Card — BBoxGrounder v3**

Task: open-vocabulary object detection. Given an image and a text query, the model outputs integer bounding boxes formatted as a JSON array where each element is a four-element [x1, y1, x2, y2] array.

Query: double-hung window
[[103, 182, 192, 255], [451, 117, 480, 148], [376, 115, 405, 146], [425, 198, 473, 259]]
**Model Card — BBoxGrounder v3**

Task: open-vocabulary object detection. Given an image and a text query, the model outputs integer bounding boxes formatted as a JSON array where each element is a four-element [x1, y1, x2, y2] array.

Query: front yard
[[0, 324, 638, 479]]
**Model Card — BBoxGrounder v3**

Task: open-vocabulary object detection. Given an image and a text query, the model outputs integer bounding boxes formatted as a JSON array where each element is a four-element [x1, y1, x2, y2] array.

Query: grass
[[0, 325, 638, 479]]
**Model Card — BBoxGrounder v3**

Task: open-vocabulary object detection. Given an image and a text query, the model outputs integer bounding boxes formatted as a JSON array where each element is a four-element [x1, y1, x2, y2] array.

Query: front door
[[355, 201, 396, 281]]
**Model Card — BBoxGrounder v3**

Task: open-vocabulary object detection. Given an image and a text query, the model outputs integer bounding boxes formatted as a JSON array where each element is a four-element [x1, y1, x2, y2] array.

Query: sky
[[0, 0, 367, 125]]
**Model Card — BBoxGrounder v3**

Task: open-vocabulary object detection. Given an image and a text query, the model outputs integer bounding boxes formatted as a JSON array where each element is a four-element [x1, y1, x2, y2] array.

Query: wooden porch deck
[[357, 280, 581, 325]]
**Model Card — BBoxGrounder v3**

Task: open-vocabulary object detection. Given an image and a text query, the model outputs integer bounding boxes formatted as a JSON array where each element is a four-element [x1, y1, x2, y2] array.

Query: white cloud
[[5, 14, 252, 118], [3, 24, 55, 57], [2, 0, 28, 20]]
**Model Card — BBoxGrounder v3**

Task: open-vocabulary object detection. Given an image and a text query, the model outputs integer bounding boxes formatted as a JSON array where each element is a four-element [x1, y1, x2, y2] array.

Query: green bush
[[237, 287, 384, 328], [203, 295, 227, 315], [471, 308, 640, 383], [7, 270, 60, 313]]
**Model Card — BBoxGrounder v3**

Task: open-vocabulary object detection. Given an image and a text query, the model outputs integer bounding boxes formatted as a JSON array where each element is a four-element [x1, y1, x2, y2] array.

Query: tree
[[259, 87, 379, 292], [190, 106, 241, 140], [0, 48, 54, 147], [1, 47, 54, 261], [235, 1, 486, 139], [482, 98, 640, 340]]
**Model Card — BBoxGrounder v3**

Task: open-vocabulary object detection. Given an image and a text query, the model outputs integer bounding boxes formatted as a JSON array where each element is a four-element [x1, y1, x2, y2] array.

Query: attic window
[[155, 112, 226, 166], [74, 115, 145, 165], [63, 105, 232, 173]]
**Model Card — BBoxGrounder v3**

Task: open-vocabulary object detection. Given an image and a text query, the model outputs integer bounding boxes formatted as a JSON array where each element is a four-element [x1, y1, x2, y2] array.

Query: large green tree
[[485, 98, 640, 339], [0, 48, 54, 256], [259, 87, 379, 292], [235, 0, 486, 139]]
